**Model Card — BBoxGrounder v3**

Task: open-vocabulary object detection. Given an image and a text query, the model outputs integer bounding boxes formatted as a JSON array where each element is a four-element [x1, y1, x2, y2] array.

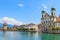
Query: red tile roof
[[55, 18, 60, 23]]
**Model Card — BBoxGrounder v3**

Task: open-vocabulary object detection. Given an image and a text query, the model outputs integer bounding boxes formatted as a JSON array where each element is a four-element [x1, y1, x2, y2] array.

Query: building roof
[[42, 10, 46, 13], [38, 24, 42, 26], [50, 16, 54, 18], [55, 18, 60, 23], [28, 23, 35, 26], [18, 25, 29, 28], [51, 7, 56, 11], [44, 13, 50, 17], [51, 6, 56, 11]]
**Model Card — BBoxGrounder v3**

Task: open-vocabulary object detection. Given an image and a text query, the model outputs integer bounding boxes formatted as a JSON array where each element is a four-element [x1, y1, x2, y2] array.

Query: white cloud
[[42, 4, 46, 9], [0, 19, 2, 21], [18, 4, 24, 7], [0, 17, 24, 25]]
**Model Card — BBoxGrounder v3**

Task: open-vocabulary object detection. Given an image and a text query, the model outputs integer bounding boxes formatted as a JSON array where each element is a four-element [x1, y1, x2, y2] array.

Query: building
[[55, 17, 60, 27], [17, 23, 38, 31], [41, 6, 60, 32], [28, 23, 38, 31], [37, 24, 42, 32], [3, 22, 7, 30]]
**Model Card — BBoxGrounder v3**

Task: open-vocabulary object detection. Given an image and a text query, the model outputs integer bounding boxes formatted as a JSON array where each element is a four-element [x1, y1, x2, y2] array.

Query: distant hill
[[0, 23, 13, 28], [0, 17, 24, 27]]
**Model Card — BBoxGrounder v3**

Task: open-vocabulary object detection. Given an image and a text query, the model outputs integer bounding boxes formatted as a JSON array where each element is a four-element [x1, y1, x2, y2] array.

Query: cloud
[[42, 4, 46, 9], [0, 17, 24, 25], [18, 4, 24, 7], [0, 19, 2, 21]]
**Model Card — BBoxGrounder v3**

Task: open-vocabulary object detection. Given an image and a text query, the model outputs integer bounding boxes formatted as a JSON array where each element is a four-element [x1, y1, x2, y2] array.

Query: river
[[0, 31, 60, 40]]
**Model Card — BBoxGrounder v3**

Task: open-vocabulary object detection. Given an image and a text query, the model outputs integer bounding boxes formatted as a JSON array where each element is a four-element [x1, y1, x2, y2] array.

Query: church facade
[[41, 6, 60, 32]]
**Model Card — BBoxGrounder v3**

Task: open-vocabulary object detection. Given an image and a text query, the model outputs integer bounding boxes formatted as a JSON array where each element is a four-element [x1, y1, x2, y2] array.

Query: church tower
[[41, 5, 46, 18], [42, 10, 46, 18], [3, 22, 7, 30], [51, 6, 56, 16]]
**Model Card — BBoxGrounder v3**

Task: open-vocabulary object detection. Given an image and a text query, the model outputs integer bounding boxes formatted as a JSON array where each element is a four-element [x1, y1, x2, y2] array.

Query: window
[[44, 22, 45, 24], [46, 21, 47, 23], [51, 18, 53, 20]]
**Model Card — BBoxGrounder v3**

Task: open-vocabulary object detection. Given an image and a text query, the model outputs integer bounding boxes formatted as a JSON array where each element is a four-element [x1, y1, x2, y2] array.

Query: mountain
[[0, 17, 24, 26], [0, 23, 13, 27]]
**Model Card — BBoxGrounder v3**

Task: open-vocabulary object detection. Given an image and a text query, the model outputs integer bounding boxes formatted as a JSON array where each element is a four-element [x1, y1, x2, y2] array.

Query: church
[[41, 6, 60, 32]]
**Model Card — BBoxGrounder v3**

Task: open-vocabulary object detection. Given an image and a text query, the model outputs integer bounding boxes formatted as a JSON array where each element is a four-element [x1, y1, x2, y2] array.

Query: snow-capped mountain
[[0, 23, 13, 27], [0, 17, 24, 26]]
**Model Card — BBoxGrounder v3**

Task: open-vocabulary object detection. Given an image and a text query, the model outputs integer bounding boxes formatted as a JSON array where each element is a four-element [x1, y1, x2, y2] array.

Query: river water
[[0, 31, 60, 40]]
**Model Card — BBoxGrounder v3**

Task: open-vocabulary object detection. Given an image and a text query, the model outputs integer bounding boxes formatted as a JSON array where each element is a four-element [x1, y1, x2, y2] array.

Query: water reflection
[[41, 33, 60, 40], [0, 31, 41, 40], [0, 31, 60, 40]]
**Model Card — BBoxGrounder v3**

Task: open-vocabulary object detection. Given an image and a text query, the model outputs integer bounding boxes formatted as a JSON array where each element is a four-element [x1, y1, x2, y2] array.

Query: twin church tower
[[41, 6, 60, 32], [42, 6, 56, 18]]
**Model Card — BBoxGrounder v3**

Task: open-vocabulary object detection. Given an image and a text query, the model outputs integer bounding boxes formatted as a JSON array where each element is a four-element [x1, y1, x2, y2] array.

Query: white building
[[55, 17, 60, 27], [41, 6, 60, 32], [28, 23, 38, 31]]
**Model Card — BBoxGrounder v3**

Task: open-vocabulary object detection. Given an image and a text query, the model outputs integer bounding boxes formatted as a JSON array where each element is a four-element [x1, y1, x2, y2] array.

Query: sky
[[0, 0, 60, 24]]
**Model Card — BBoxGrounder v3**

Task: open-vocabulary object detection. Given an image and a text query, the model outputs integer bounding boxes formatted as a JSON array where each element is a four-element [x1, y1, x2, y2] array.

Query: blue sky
[[0, 0, 60, 24]]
